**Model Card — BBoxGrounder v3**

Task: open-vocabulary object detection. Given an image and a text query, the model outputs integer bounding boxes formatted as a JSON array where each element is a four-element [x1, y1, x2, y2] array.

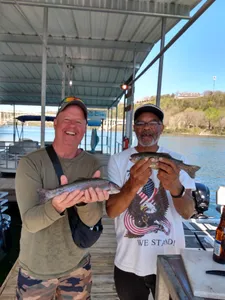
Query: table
[[155, 255, 215, 300]]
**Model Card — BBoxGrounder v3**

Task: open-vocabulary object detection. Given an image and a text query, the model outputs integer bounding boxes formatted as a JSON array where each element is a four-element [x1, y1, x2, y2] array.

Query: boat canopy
[[15, 115, 101, 127], [16, 115, 55, 123]]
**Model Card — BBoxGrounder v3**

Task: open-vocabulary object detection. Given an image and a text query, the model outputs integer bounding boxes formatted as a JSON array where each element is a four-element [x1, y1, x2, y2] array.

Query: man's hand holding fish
[[157, 156, 183, 194], [106, 158, 152, 218], [157, 156, 195, 219], [51, 171, 110, 214]]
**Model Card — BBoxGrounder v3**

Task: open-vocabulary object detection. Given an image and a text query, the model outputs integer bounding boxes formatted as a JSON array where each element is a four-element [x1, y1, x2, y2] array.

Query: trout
[[130, 152, 200, 178], [38, 178, 120, 203]]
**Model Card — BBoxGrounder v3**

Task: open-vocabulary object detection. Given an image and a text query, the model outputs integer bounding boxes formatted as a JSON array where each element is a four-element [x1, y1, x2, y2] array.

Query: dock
[[0, 177, 217, 299], [0, 213, 118, 300]]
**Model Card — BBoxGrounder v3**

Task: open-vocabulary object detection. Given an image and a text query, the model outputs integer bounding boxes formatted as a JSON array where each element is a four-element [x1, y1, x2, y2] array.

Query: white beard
[[138, 136, 159, 147]]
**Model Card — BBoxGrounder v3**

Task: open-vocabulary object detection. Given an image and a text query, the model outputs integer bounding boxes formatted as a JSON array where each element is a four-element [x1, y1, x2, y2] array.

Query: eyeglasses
[[134, 120, 162, 128], [58, 96, 83, 110]]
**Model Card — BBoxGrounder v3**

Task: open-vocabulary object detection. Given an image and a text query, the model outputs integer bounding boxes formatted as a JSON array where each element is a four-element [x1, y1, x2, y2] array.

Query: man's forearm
[[106, 180, 139, 218], [22, 200, 63, 233], [172, 190, 195, 219]]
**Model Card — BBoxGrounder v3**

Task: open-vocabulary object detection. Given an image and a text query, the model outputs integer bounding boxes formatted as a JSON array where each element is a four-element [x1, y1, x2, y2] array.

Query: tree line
[[112, 91, 225, 135]]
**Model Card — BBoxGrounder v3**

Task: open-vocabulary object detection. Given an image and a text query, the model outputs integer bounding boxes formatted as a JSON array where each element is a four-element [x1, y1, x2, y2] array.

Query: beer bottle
[[213, 205, 225, 264]]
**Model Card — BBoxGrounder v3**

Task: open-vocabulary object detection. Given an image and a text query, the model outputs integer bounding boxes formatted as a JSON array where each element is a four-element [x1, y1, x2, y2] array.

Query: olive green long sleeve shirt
[[15, 148, 103, 279]]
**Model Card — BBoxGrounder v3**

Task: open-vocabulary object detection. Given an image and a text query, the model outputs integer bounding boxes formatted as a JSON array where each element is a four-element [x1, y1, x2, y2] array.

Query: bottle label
[[213, 240, 221, 256]]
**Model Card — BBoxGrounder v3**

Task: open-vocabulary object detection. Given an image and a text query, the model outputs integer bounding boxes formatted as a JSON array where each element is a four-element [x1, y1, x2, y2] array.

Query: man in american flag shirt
[[106, 104, 196, 300]]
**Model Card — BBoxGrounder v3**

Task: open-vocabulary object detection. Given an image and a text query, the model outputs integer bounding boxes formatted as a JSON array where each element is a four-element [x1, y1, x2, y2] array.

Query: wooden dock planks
[[0, 214, 216, 300], [0, 215, 118, 300]]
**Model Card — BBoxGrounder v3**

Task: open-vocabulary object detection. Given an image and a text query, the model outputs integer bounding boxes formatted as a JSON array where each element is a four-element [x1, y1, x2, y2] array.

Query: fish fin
[[182, 164, 201, 179], [37, 188, 50, 204]]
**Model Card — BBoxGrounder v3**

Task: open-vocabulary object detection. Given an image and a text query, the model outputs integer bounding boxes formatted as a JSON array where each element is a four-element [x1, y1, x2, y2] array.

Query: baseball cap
[[134, 104, 164, 122], [57, 96, 88, 120]]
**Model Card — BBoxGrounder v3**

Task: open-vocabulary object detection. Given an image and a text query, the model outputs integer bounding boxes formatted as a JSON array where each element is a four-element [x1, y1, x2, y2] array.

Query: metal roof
[[0, 0, 202, 109]]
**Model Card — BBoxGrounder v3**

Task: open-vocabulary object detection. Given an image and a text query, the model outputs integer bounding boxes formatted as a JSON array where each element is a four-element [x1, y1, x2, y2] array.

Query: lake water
[[0, 125, 224, 218]]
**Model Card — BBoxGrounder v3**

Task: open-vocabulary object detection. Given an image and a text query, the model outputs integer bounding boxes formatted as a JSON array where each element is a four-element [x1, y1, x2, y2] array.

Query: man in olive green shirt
[[15, 96, 109, 300]]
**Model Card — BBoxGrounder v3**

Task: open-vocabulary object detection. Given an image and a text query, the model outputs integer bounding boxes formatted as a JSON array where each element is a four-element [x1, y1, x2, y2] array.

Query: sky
[[134, 0, 225, 101], [0, 0, 224, 112]]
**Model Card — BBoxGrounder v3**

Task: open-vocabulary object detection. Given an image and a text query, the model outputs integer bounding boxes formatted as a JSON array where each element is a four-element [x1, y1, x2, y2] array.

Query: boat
[[0, 114, 107, 175], [0, 115, 55, 174]]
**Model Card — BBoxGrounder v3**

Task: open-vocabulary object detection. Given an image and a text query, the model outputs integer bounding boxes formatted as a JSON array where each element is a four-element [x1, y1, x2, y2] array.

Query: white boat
[[0, 115, 54, 174]]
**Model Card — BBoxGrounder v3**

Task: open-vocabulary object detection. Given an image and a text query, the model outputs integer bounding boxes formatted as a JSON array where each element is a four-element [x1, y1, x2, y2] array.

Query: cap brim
[[134, 106, 164, 121], [57, 100, 88, 120]]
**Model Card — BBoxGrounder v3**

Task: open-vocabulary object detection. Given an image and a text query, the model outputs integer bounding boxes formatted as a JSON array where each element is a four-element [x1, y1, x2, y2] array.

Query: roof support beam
[[1, 0, 191, 19], [0, 92, 116, 101], [0, 34, 153, 52], [40, 6, 48, 147], [129, 0, 216, 87], [110, 0, 216, 109], [0, 77, 121, 88], [0, 99, 112, 108], [0, 55, 140, 69]]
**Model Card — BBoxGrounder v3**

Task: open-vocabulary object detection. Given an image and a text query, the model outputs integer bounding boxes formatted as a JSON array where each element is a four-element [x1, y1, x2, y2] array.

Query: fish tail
[[37, 188, 52, 203], [182, 164, 200, 178]]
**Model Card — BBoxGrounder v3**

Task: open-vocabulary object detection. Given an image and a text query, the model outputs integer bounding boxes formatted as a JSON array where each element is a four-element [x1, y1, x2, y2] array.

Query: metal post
[[40, 7, 48, 148], [61, 45, 66, 100], [110, 108, 113, 154], [101, 119, 104, 153], [106, 109, 109, 154], [122, 95, 126, 148], [84, 131, 87, 151], [156, 18, 166, 107], [128, 51, 136, 146], [114, 105, 118, 154], [13, 104, 15, 143]]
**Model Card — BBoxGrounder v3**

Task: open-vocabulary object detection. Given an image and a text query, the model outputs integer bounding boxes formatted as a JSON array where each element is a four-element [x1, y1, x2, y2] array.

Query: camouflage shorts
[[16, 259, 92, 300]]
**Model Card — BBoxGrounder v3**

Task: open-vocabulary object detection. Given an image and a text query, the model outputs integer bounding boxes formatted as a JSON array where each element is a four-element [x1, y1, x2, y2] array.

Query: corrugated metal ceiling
[[0, 0, 202, 108]]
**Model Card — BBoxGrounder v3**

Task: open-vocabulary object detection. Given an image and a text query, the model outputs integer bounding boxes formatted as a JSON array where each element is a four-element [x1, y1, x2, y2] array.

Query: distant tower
[[213, 76, 216, 92]]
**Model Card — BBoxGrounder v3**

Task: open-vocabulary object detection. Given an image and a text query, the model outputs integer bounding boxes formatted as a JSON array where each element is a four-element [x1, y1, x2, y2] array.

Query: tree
[[204, 107, 220, 130]]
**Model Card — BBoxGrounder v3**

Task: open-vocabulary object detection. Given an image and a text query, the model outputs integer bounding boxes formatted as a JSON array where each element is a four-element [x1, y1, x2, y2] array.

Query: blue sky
[[135, 0, 224, 101], [1, 0, 223, 112]]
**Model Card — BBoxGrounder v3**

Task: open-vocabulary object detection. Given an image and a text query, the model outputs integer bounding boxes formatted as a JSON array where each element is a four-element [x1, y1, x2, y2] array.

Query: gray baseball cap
[[134, 104, 164, 122], [57, 96, 88, 120]]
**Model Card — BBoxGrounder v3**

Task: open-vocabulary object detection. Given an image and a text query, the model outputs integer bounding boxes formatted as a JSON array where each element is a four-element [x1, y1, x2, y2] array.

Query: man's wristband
[[171, 185, 186, 198]]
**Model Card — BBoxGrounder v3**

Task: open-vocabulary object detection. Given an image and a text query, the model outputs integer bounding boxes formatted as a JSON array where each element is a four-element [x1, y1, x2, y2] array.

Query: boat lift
[[15, 115, 55, 141]]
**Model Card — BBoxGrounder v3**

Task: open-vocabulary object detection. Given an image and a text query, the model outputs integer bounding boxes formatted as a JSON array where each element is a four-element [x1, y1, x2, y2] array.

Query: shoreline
[[0, 124, 225, 138], [162, 132, 225, 138]]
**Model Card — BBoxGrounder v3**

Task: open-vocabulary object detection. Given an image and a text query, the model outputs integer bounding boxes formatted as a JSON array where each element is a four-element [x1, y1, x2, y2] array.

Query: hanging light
[[67, 64, 74, 88], [120, 83, 131, 90]]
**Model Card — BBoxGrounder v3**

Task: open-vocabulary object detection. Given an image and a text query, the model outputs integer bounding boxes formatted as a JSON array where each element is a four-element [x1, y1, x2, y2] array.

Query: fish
[[130, 152, 200, 178], [38, 178, 120, 203]]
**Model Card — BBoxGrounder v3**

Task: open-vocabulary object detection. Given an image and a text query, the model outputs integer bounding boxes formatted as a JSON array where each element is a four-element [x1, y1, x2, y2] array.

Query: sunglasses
[[58, 96, 83, 110]]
